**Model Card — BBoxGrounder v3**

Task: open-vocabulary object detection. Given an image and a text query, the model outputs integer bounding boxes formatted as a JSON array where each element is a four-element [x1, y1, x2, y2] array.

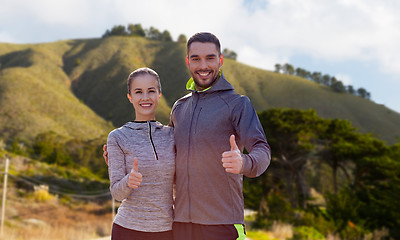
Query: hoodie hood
[[186, 70, 234, 94]]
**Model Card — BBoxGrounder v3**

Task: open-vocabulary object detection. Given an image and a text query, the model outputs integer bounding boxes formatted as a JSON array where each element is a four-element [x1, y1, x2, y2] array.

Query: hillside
[[1, 36, 399, 144], [222, 61, 400, 144], [0, 155, 112, 240], [0, 42, 113, 142]]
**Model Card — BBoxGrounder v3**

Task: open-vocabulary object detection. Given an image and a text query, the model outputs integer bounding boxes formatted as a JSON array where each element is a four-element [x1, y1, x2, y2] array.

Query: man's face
[[186, 42, 223, 91]]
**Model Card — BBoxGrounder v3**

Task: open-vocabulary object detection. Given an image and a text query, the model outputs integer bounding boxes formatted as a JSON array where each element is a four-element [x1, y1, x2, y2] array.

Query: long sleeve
[[107, 133, 132, 201], [231, 96, 271, 178]]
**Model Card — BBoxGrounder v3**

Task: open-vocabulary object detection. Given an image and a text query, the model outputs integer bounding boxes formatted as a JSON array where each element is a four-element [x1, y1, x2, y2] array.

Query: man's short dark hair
[[187, 32, 221, 55]]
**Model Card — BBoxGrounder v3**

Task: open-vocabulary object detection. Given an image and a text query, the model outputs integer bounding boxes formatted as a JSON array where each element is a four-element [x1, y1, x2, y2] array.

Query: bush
[[32, 185, 57, 203], [339, 221, 369, 240], [293, 226, 325, 240], [296, 209, 336, 236]]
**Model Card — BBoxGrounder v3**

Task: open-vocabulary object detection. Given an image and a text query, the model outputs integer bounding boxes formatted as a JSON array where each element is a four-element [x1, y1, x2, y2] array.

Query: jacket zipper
[[148, 121, 159, 160], [187, 93, 200, 219]]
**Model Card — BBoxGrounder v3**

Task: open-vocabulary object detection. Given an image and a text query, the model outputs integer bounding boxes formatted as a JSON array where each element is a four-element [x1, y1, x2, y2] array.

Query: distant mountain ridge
[[0, 36, 399, 144]]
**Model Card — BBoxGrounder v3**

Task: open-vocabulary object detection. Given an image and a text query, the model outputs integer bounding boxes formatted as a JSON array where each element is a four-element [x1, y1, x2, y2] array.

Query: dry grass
[[1, 194, 113, 240], [270, 221, 293, 240]]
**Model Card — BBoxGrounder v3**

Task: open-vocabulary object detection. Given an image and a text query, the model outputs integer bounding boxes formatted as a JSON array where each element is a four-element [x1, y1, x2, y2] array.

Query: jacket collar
[[123, 121, 163, 130]]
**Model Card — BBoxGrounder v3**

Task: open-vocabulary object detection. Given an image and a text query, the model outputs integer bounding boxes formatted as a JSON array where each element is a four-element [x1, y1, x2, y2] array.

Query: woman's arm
[[107, 133, 132, 201]]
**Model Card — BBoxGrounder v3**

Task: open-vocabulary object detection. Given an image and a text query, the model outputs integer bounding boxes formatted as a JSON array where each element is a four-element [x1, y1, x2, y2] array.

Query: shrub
[[32, 185, 57, 203], [293, 226, 325, 240]]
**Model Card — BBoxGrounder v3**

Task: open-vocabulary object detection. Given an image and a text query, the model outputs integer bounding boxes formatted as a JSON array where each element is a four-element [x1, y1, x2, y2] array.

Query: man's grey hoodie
[[170, 71, 271, 225]]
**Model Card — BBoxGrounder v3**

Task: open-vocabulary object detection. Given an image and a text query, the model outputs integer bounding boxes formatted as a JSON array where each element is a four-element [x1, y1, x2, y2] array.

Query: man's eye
[[135, 91, 142, 94]]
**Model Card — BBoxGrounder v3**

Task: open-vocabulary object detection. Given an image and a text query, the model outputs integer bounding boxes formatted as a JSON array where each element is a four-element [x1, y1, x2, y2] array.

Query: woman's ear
[[127, 93, 133, 103]]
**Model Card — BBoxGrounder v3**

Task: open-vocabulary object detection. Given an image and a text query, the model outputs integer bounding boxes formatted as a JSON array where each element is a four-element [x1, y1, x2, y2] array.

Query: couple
[[104, 32, 271, 240]]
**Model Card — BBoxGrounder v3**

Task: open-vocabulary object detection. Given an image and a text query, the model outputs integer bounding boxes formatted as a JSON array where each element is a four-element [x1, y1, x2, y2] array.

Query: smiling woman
[[106, 67, 175, 240]]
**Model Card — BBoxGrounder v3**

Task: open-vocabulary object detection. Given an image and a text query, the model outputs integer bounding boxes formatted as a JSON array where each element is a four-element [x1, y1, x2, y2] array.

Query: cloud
[[1, 0, 400, 76], [222, 0, 400, 75]]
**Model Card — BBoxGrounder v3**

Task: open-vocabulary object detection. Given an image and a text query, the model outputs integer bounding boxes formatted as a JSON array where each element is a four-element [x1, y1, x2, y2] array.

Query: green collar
[[186, 70, 222, 92]]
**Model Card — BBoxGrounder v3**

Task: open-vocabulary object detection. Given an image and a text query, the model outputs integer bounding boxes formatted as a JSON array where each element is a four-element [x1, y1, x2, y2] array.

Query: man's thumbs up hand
[[128, 157, 143, 189], [222, 135, 243, 174]]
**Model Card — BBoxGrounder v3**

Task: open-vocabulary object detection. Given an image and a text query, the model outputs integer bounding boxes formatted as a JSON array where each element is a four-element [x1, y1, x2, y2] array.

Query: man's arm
[[231, 96, 271, 177]]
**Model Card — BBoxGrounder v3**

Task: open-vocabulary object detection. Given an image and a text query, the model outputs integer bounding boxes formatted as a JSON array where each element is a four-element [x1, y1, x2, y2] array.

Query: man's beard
[[193, 69, 220, 90]]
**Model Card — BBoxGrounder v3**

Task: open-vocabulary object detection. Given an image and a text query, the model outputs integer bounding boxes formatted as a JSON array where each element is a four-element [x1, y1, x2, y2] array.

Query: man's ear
[[185, 56, 189, 67], [219, 54, 224, 66]]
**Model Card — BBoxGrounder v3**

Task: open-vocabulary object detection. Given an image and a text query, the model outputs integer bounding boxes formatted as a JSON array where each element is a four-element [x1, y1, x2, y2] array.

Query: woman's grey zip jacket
[[107, 121, 175, 232]]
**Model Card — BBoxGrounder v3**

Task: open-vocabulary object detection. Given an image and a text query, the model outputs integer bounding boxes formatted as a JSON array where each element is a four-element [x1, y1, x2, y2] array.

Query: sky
[[1, 0, 399, 113]]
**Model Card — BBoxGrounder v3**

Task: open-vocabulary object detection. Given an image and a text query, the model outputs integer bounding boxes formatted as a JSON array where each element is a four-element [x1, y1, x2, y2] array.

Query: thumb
[[133, 157, 139, 173], [230, 135, 239, 151]]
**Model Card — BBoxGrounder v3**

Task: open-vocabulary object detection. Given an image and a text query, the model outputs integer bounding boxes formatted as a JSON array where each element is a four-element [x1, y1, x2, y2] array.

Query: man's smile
[[197, 71, 212, 78]]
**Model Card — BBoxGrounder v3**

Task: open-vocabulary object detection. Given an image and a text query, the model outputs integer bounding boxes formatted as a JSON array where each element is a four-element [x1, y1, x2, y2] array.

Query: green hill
[[0, 41, 113, 142], [1, 36, 399, 144]]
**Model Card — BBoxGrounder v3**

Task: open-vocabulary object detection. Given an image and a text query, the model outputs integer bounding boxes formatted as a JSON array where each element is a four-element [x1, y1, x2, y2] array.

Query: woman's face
[[127, 74, 161, 121]]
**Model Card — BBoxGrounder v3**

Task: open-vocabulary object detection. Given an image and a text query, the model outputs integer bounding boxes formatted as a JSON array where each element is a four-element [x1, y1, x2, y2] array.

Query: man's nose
[[199, 59, 208, 69]]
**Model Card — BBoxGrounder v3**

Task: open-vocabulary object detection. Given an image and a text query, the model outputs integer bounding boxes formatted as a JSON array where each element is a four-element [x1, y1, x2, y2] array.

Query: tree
[[274, 64, 282, 73], [109, 25, 128, 36], [177, 34, 187, 43], [295, 67, 308, 78], [358, 89, 371, 100], [127, 23, 145, 37], [322, 74, 331, 86], [160, 30, 173, 42], [222, 48, 238, 60], [311, 72, 322, 83], [319, 119, 359, 194], [102, 30, 111, 38], [357, 88, 368, 98], [320, 124, 400, 237], [331, 80, 346, 93], [145, 26, 162, 40], [257, 108, 325, 209], [351, 139, 400, 235], [347, 85, 355, 95], [283, 63, 295, 75]]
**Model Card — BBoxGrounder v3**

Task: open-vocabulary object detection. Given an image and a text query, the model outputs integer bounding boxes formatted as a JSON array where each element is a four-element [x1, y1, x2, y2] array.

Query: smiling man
[[185, 40, 222, 91], [169, 32, 271, 240]]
